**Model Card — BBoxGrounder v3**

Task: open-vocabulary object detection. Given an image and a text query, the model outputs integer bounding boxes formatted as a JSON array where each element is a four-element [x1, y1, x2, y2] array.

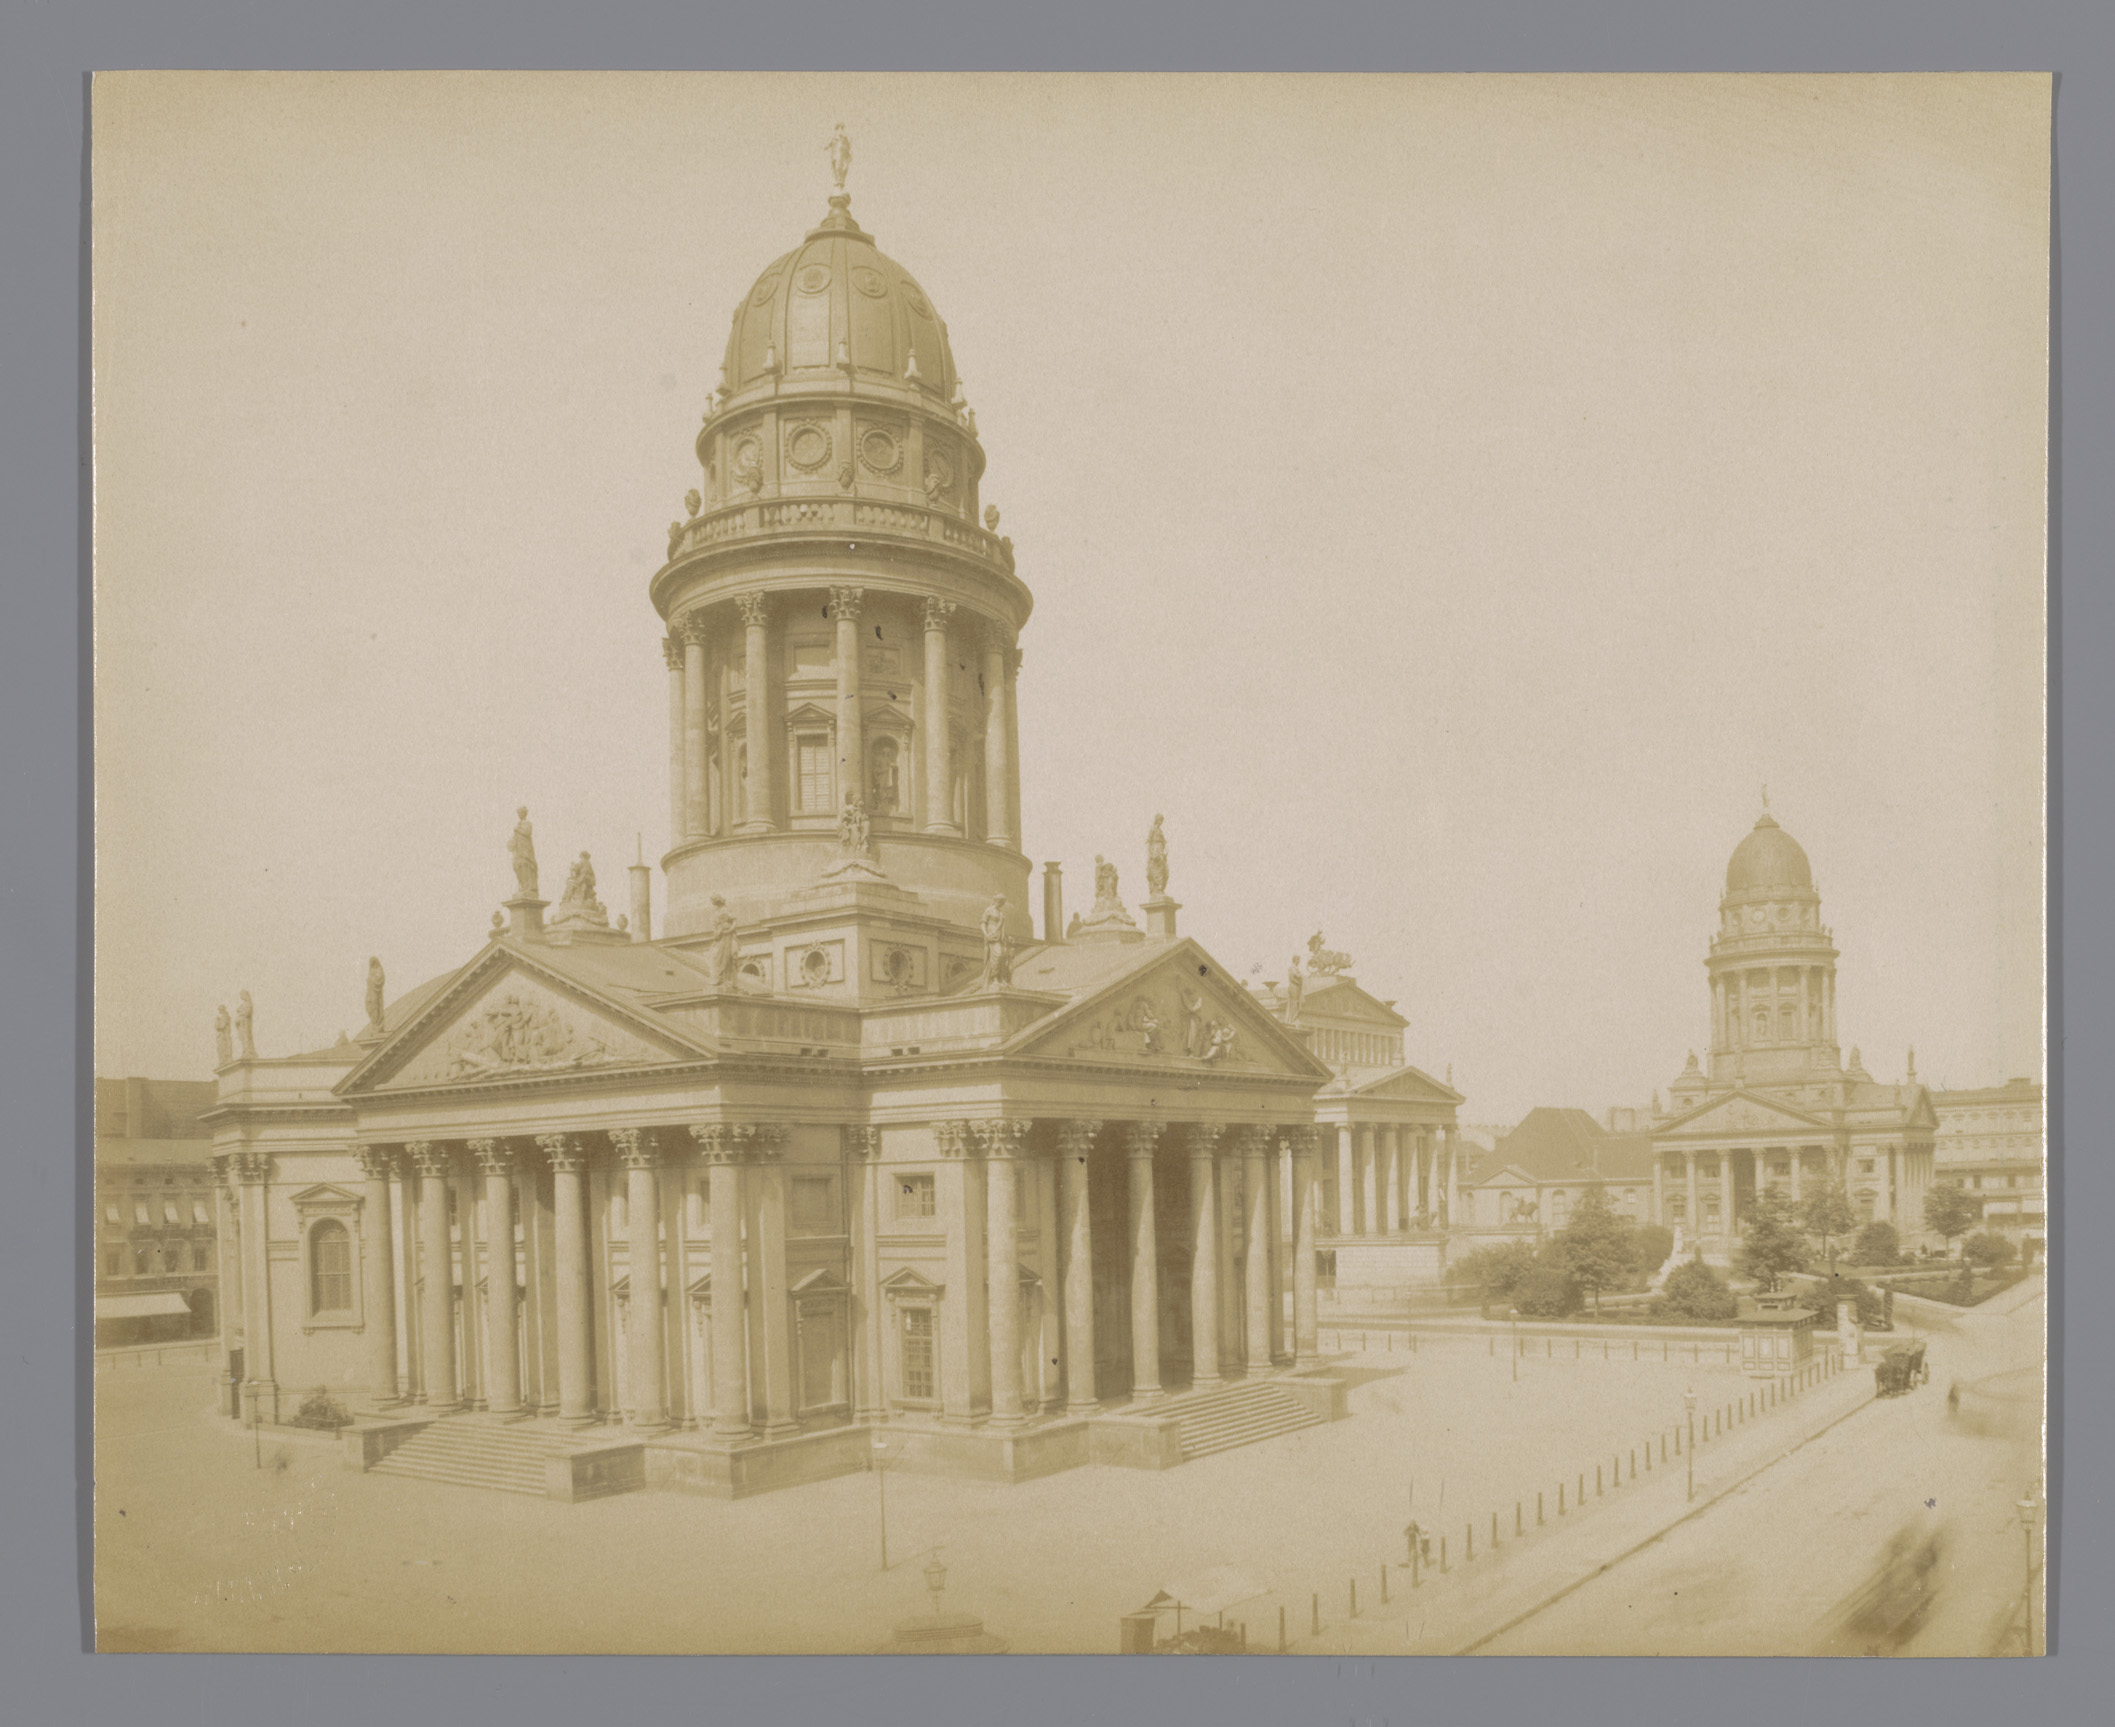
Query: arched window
[[309, 1219, 353, 1314], [868, 736, 901, 814]]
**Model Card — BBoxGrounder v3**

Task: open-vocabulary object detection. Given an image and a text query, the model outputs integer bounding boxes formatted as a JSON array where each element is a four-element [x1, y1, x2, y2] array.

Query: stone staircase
[[369, 1419, 590, 1497], [1161, 1379, 1326, 1462]]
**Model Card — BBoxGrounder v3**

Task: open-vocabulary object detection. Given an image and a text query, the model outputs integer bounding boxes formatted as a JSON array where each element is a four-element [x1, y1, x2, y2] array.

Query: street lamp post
[[871, 1436, 890, 1570], [1510, 1307, 1519, 1383], [2016, 1497, 2038, 1655], [924, 1553, 949, 1620], [1684, 1388, 1698, 1503]]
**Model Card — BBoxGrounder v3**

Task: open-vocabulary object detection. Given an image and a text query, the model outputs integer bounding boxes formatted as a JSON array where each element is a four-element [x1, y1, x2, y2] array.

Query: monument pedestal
[[506, 896, 548, 941]]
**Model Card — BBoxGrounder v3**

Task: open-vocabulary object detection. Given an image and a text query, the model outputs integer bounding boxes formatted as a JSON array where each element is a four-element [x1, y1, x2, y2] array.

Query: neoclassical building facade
[[205, 162, 1457, 1496], [1650, 811, 1937, 1257]]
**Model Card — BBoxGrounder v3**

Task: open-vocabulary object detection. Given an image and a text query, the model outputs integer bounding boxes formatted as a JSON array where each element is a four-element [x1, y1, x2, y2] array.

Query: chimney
[[1042, 862, 1065, 944], [629, 835, 652, 943]]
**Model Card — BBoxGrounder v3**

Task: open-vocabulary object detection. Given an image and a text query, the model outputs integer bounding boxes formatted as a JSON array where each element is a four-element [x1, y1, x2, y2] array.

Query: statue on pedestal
[[980, 894, 1013, 988], [1286, 956, 1305, 1024], [708, 894, 740, 992], [365, 957, 385, 1032], [509, 806, 539, 898], [1307, 930, 1352, 977], [235, 990, 256, 1060], [838, 791, 872, 858], [1145, 814, 1168, 897], [213, 1005, 233, 1067]]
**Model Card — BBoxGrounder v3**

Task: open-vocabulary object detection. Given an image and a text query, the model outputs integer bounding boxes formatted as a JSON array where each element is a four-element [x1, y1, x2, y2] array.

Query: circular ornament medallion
[[750, 274, 778, 308], [859, 427, 902, 475], [786, 424, 833, 472], [851, 265, 888, 299], [903, 287, 930, 317], [796, 264, 831, 295], [801, 947, 831, 987]]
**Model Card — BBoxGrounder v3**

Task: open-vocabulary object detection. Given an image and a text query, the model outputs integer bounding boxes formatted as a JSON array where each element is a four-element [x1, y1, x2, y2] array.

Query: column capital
[[677, 608, 714, 647], [736, 1123, 788, 1162], [405, 1140, 451, 1178], [470, 1137, 516, 1175], [609, 1126, 659, 1169], [979, 616, 1015, 655], [1125, 1121, 1166, 1159], [736, 592, 770, 629], [923, 595, 956, 633], [536, 1131, 589, 1173], [662, 634, 685, 671], [1055, 1119, 1102, 1158], [353, 1144, 398, 1181], [975, 1118, 1035, 1159], [840, 1123, 880, 1160], [1185, 1122, 1228, 1158], [229, 1150, 274, 1185], [829, 584, 865, 621], [934, 1119, 978, 1159], [1232, 1124, 1274, 1157]]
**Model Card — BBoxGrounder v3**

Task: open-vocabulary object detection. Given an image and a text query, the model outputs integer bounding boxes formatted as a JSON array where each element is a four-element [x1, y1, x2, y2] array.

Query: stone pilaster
[[934, 1120, 987, 1424], [230, 1150, 276, 1412], [1057, 1120, 1101, 1414], [679, 611, 713, 838], [1334, 1122, 1356, 1235], [980, 621, 1015, 848], [689, 1126, 751, 1440], [977, 1118, 1034, 1425], [742, 1125, 796, 1436], [842, 1125, 884, 1423], [831, 588, 864, 818], [921, 596, 958, 835], [736, 593, 775, 832], [354, 1145, 400, 1405]]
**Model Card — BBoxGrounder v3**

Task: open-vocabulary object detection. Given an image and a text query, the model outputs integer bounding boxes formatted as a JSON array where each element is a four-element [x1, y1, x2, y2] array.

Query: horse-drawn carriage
[[1874, 1340, 1929, 1397]]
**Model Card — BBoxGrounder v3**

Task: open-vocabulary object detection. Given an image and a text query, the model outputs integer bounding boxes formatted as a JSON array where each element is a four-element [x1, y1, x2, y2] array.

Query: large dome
[[720, 197, 960, 400], [1725, 812, 1814, 894]]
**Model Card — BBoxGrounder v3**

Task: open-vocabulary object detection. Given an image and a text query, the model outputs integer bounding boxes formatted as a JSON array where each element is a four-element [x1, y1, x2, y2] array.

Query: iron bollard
[[1440, 1538, 1448, 1573], [1350, 1577, 1358, 1616], [1492, 1511, 1499, 1547], [1596, 1464, 1603, 1496], [1537, 1490, 1545, 1525], [1558, 1484, 1566, 1515], [1312, 1593, 1320, 1635], [1516, 1502, 1523, 1535], [1381, 1564, 1389, 1605], [1466, 1523, 1474, 1561], [1280, 1606, 1287, 1652]]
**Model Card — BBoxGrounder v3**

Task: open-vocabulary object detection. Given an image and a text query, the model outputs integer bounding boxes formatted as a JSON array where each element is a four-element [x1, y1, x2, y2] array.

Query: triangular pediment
[[341, 947, 708, 1095], [1005, 940, 1330, 1080], [1343, 1064, 1462, 1104], [1297, 977, 1408, 1028], [1660, 1088, 1832, 1137]]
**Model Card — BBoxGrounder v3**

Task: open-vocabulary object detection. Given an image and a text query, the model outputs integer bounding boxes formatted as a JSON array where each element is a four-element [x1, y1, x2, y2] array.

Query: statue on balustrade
[[1286, 956, 1305, 1024], [1145, 814, 1168, 897], [707, 894, 741, 991], [509, 806, 539, 898], [235, 990, 256, 1060], [213, 1005, 233, 1067], [980, 894, 1014, 988], [365, 957, 385, 1032]]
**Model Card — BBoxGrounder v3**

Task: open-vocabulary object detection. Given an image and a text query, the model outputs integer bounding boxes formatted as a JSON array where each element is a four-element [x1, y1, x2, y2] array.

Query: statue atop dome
[[826, 123, 852, 194]]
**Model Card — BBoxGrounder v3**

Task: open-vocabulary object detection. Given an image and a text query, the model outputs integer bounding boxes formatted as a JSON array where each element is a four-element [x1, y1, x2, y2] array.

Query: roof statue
[[826, 123, 852, 194], [365, 957, 385, 1033], [509, 806, 539, 899], [1145, 814, 1168, 897], [235, 990, 256, 1060], [1307, 930, 1351, 977], [707, 894, 740, 992], [980, 894, 1014, 989], [554, 851, 610, 927], [838, 791, 872, 858], [213, 1005, 233, 1067]]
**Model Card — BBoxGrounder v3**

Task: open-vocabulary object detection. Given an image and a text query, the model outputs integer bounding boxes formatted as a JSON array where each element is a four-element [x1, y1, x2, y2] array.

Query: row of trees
[[1453, 1189, 1672, 1318], [1740, 1171, 1998, 1289]]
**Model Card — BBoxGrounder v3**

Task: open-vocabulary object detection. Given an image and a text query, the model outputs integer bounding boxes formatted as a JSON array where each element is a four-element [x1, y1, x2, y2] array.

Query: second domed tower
[[648, 168, 1034, 949], [1707, 810, 1841, 1082]]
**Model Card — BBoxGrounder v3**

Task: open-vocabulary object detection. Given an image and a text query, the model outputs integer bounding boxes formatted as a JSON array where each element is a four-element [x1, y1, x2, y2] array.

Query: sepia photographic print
[[90, 72, 2048, 1657]]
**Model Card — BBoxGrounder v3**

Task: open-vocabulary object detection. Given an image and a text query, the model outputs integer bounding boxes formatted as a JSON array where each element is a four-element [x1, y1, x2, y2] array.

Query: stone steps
[[1165, 1380, 1324, 1461], [370, 1419, 584, 1497]]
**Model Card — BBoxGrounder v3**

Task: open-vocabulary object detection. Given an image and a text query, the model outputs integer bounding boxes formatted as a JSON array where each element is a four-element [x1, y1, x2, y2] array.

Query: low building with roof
[[1464, 1107, 1657, 1242], [95, 1077, 222, 1346]]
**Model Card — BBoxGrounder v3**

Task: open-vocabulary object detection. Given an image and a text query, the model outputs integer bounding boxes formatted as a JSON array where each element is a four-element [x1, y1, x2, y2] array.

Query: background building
[[1932, 1078, 2046, 1257], [95, 1077, 221, 1346], [1465, 1107, 1656, 1242]]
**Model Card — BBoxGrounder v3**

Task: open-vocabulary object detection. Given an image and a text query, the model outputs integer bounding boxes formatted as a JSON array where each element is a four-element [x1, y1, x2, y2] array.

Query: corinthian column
[[978, 1119, 1033, 1425], [1058, 1120, 1101, 1414], [1291, 1128, 1319, 1365], [470, 1139, 521, 1417], [354, 1146, 400, 1405], [407, 1141, 457, 1410], [832, 587, 865, 812], [737, 592, 775, 832], [1188, 1125, 1225, 1389], [1241, 1128, 1273, 1373], [922, 596, 958, 835], [536, 1134, 595, 1424], [1126, 1122, 1164, 1401], [981, 621, 1015, 848], [934, 1120, 986, 1424], [610, 1128, 667, 1430], [665, 633, 688, 841], [690, 1126, 751, 1440], [1334, 1124, 1356, 1235], [679, 611, 712, 837]]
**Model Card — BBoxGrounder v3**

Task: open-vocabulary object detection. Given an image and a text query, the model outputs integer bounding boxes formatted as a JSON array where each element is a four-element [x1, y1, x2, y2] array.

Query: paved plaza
[[101, 1328, 1851, 1655]]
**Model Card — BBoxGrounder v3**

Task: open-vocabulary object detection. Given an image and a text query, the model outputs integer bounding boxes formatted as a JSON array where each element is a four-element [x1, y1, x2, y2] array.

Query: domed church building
[[1650, 809, 1937, 1260], [204, 146, 1451, 1497]]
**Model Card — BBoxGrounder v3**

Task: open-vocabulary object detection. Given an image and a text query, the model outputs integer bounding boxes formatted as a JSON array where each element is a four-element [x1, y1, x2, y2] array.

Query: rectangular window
[[103, 1204, 121, 1226], [798, 1301, 845, 1410], [796, 733, 833, 814], [134, 1201, 152, 1225], [791, 1175, 837, 1236], [896, 1174, 936, 1220], [192, 1199, 212, 1225], [132, 1245, 151, 1276], [901, 1307, 936, 1402], [164, 1200, 182, 1225], [105, 1248, 122, 1277]]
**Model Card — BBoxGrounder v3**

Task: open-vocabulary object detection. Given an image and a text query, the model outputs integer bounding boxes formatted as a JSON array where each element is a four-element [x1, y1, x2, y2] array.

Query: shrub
[[1963, 1230, 2017, 1270], [1632, 1224, 1675, 1279], [1452, 1240, 1539, 1302], [1799, 1273, 1886, 1329], [1160, 1625, 1247, 1655], [1512, 1263, 1583, 1318], [293, 1386, 353, 1431], [1851, 1221, 1901, 1266], [1656, 1256, 1737, 1322]]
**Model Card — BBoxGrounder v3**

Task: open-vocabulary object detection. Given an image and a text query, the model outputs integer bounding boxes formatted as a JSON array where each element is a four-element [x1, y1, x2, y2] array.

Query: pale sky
[[92, 72, 2048, 1123]]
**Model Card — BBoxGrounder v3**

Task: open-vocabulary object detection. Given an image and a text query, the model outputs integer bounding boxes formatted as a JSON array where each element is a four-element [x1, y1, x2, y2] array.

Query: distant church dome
[[720, 195, 960, 400], [1725, 811, 1813, 894]]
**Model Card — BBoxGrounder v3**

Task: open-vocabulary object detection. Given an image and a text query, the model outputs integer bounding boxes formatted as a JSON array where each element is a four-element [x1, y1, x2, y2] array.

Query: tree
[[1851, 1220, 1901, 1267], [1799, 1172, 1858, 1276], [1513, 1263, 1582, 1318], [1632, 1224, 1675, 1280], [1963, 1229, 2016, 1270], [1923, 1182, 1983, 1255], [1738, 1188, 1811, 1291], [1545, 1189, 1637, 1313], [1452, 1240, 1539, 1302], [1658, 1256, 1737, 1322]]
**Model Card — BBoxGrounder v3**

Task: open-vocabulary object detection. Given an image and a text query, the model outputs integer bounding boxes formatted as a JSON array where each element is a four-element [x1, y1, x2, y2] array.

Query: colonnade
[[1322, 1122, 1459, 1236], [1655, 1143, 1858, 1239], [662, 588, 1020, 848], [1713, 965, 1836, 1052]]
